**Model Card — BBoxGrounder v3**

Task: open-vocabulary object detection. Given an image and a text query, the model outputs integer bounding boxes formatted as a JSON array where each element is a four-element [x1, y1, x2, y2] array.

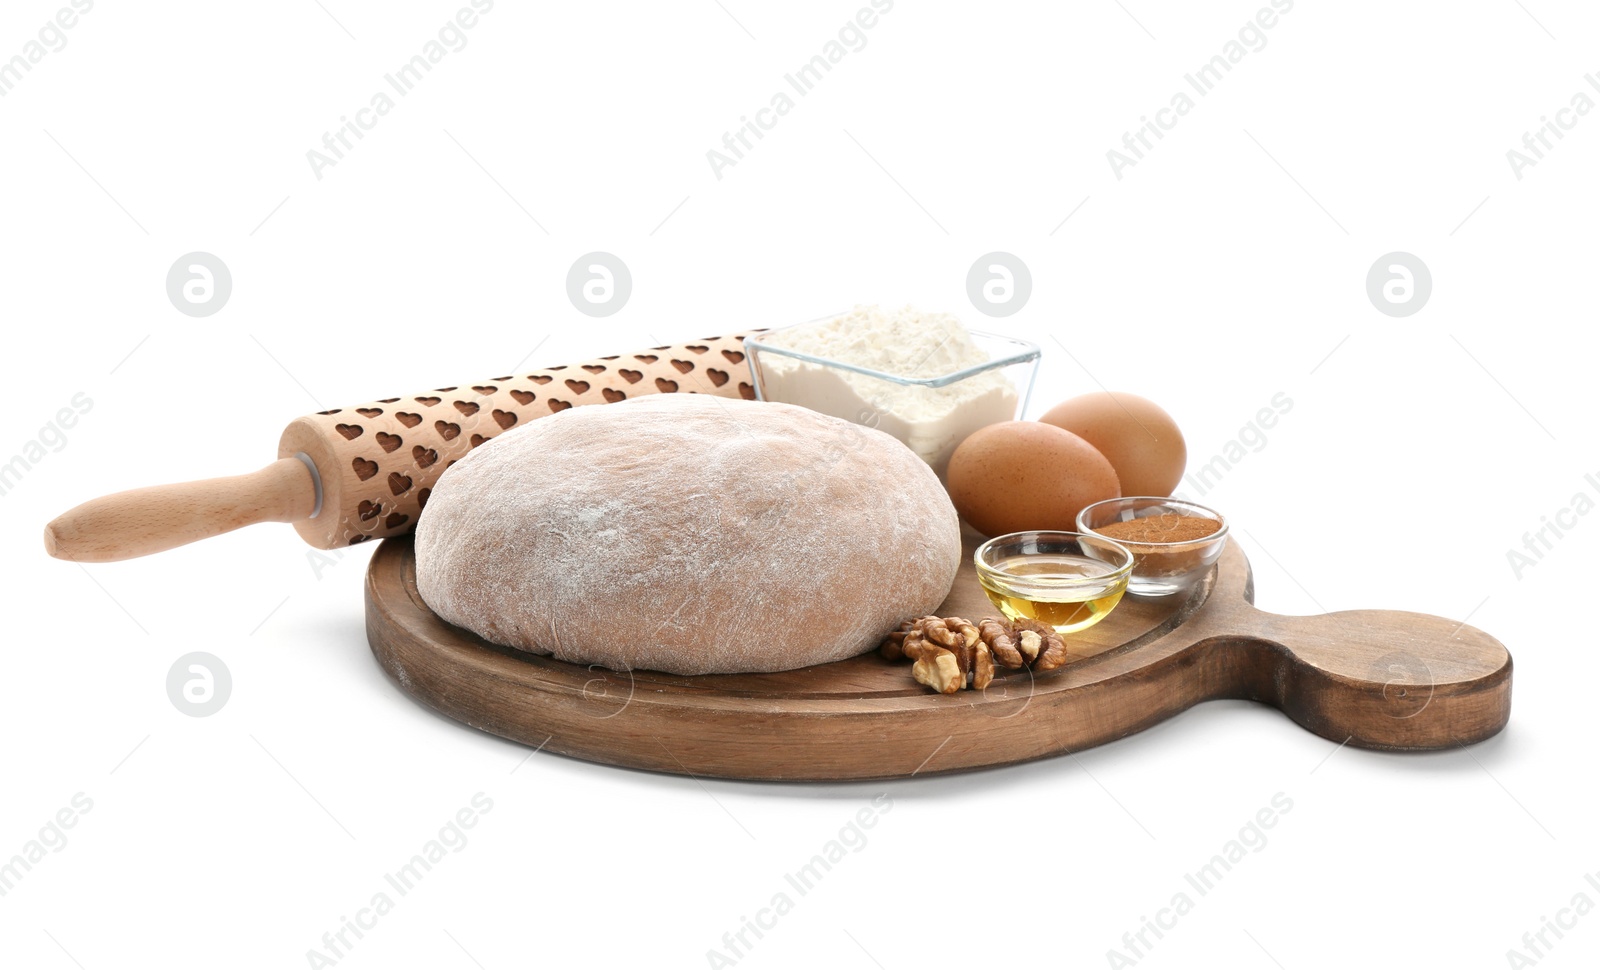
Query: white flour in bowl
[[758, 305, 1019, 475]]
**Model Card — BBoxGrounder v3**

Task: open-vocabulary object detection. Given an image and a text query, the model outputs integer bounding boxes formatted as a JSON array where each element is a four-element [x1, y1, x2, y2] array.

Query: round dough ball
[[946, 421, 1120, 537], [1039, 392, 1186, 497], [414, 394, 961, 675]]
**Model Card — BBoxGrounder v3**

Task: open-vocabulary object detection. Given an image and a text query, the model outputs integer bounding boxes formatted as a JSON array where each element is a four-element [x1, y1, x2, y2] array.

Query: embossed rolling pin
[[44, 333, 759, 563]]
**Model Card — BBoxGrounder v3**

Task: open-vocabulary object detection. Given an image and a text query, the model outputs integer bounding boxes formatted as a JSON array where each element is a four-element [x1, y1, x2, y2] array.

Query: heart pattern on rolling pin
[[312, 332, 763, 546]]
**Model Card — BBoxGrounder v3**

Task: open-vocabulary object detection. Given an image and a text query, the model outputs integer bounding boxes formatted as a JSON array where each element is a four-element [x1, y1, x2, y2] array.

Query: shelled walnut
[[879, 614, 1068, 694]]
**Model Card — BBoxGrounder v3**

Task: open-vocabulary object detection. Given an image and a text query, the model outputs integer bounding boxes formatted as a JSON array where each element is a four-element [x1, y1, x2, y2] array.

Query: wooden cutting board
[[366, 535, 1512, 781]]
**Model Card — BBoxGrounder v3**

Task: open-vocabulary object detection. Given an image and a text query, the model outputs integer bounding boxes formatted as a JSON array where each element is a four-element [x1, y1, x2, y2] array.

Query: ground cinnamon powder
[[1096, 513, 1220, 544]]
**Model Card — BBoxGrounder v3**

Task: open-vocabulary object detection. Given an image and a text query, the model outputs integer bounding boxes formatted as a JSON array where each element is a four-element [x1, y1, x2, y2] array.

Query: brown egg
[[1039, 393, 1186, 498], [946, 421, 1121, 537]]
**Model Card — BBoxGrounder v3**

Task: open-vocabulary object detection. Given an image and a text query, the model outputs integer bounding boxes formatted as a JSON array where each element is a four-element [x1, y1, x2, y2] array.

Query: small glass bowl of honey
[[973, 531, 1134, 635]]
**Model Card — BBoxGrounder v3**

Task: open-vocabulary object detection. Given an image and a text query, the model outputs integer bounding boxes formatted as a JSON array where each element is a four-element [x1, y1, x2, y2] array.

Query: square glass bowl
[[744, 318, 1040, 476]]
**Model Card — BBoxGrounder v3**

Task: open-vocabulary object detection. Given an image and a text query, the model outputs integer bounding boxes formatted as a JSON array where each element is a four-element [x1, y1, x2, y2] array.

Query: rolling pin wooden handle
[[43, 456, 320, 563], [1227, 608, 1513, 750]]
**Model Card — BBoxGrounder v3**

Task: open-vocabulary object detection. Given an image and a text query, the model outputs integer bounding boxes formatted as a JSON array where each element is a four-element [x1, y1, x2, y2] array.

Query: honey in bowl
[[973, 531, 1134, 636]]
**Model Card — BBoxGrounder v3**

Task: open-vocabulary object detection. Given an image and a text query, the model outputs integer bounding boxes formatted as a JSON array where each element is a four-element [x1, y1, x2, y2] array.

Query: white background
[[2, 1, 1596, 967]]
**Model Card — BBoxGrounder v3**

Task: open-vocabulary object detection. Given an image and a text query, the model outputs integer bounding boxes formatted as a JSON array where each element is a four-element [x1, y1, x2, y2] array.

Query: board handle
[[1232, 608, 1512, 750], [44, 456, 319, 563]]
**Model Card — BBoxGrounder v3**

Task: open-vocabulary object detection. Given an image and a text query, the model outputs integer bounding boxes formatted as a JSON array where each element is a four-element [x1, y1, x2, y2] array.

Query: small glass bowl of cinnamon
[[1076, 497, 1228, 597]]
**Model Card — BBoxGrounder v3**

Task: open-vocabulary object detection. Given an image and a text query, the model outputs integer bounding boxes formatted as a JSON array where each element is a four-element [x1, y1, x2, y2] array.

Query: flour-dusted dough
[[413, 394, 961, 675]]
